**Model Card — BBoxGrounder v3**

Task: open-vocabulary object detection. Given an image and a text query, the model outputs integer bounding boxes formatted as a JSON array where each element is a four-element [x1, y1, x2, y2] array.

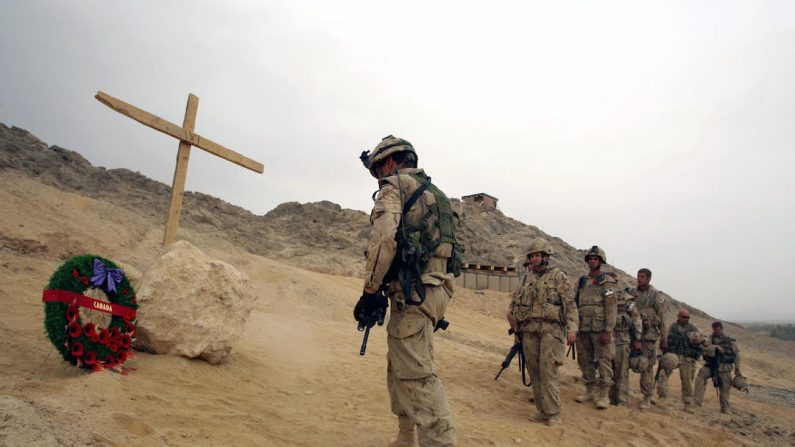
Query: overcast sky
[[2, 1, 793, 321]]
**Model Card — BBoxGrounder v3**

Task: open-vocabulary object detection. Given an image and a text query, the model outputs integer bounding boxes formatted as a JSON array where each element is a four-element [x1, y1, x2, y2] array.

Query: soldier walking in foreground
[[574, 246, 618, 410], [662, 309, 704, 413], [608, 273, 641, 406], [507, 239, 578, 426], [355, 135, 459, 446], [627, 268, 668, 409], [694, 321, 743, 413]]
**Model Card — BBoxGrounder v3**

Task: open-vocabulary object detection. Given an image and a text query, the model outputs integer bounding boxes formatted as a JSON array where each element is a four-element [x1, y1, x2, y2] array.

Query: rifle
[[494, 329, 531, 386], [566, 342, 576, 360], [653, 353, 664, 390], [708, 350, 723, 398]]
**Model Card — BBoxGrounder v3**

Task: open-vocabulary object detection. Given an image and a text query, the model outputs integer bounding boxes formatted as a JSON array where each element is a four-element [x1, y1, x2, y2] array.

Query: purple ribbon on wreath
[[90, 258, 125, 293]]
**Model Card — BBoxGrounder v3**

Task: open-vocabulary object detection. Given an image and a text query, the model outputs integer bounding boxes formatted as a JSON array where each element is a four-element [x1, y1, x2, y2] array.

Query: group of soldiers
[[507, 241, 745, 428], [352, 135, 746, 447]]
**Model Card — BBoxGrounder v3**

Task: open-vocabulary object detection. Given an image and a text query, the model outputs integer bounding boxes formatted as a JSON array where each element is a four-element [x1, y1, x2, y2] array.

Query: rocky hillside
[[0, 122, 700, 317]]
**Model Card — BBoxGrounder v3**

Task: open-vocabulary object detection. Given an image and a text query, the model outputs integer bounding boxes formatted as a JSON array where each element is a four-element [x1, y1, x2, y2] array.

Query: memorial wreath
[[42, 255, 138, 371]]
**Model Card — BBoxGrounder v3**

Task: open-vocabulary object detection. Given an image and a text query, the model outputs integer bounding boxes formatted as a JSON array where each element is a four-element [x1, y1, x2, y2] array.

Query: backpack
[[392, 172, 464, 305]]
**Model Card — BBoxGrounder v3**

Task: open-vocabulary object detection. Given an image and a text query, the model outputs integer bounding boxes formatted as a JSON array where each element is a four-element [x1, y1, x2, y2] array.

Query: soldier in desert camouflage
[[661, 309, 704, 413], [626, 268, 668, 409], [608, 272, 641, 406], [694, 321, 743, 413], [356, 135, 457, 446], [507, 238, 578, 426], [574, 246, 618, 410]]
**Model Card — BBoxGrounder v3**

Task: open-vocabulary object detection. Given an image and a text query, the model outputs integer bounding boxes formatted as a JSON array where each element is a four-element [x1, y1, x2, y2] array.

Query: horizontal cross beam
[[95, 91, 264, 173]]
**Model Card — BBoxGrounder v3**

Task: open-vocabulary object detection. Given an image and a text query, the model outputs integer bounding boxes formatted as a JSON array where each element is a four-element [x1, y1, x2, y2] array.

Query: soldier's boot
[[527, 412, 548, 424], [575, 387, 595, 403], [595, 387, 610, 410], [545, 414, 562, 426], [683, 403, 695, 414], [639, 396, 652, 410], [388, 416, 417, 447]]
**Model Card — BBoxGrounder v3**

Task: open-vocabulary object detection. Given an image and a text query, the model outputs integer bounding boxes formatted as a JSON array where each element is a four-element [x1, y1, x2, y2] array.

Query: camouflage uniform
[[661, 322, 703, 408], [365, 167, 456, 446], [575, 273, 618, 406], [609, 290, 641, 405], [628, 285, 668, 399], [510, 265, 578, 421], [694, 334, 741, 413]]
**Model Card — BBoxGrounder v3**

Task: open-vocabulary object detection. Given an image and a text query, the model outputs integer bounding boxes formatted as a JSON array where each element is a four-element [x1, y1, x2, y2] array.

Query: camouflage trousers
[[576, 331, 615, 390], [694, 366, 733, 412], [522, 325, 565, 417], [609, 340, 630, 405], [639, 341, 664, 398], [387, 283, 456, 447], [657, 355, 696, 404]]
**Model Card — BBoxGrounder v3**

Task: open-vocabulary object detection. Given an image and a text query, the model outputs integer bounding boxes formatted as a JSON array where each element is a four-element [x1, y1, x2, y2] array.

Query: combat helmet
[[629, 353, 649, 373], [584, 245, 607, 264], [732, 375, 749, 393], [526, 238, 553, 256], [661, 352, 679, 373], [359, 135, 416, 177]]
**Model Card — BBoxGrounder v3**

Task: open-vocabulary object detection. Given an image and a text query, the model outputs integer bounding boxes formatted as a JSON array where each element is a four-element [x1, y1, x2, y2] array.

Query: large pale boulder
[[135, 240, 256, 364]]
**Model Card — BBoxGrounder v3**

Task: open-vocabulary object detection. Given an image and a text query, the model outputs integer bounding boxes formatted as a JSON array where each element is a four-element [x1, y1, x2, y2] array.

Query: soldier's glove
[[354, 290, 388, 329]]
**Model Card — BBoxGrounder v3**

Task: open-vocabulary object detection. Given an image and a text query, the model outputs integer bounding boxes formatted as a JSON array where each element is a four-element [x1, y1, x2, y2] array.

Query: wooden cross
[[95, 91, 264, 246]]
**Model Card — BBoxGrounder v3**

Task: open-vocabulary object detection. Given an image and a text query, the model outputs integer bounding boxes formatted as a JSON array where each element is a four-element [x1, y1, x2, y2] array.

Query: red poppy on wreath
[[89, 333, 99, 343], [117, 350, 129, 364], [80, 276, 90, 286], [72, 269, 79, 278], [110, 327, 122, 341], [66, 304, 79, 322], [98, 328, 110, 345], [125, 322, 135, 335], [122, 289, 129, 297], [70, 341, 85, 357], [104, 355, 116, 367], [67, 321, 82, 338], [84, 351, 97, 366], [82, 322, 97, 338], [121, 334, 132, 349]]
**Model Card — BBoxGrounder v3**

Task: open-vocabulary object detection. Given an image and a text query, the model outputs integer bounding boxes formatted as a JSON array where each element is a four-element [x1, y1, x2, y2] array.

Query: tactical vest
[[615, 292, 633, 333], [576, 273, 615, 332], [512, 267, 565, 324], [636, 288, 663, 341], [667, 323, 703, 359], [712, 335, 736, 364], [384, 170, 464, 305]]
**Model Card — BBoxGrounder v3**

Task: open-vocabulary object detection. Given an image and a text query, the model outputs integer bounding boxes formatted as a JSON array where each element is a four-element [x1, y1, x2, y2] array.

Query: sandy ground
[[1, 171, 795, 446]]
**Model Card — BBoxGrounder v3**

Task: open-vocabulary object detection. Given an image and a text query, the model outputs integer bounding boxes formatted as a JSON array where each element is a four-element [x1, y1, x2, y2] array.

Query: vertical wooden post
[[163, 94, 199, 246]]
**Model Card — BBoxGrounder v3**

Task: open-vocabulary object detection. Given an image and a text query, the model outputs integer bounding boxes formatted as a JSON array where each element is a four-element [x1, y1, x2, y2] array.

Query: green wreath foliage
[[43, 254, 138, 370]]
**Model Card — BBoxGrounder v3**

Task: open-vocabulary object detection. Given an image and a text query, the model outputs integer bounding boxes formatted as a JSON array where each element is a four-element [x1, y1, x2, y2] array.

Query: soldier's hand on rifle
[[354, 289, 387, 328], [599, 331, 612, 346], [632, 340, 642, 351], [566, 331, 577, 346]]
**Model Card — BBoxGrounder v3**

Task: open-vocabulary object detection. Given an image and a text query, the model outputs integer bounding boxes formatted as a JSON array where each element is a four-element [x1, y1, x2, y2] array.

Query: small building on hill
[[462, 193, 499, 210]]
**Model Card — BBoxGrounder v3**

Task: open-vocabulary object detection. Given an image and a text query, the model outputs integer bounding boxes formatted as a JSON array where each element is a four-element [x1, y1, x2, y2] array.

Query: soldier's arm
[[656, 292, 669, 343], [363, 184, 401, 291], [603, 279, 618, 332], [558, 271, 578, 335], [630, 297, 642, 339], [733, 340, 742, 375]]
